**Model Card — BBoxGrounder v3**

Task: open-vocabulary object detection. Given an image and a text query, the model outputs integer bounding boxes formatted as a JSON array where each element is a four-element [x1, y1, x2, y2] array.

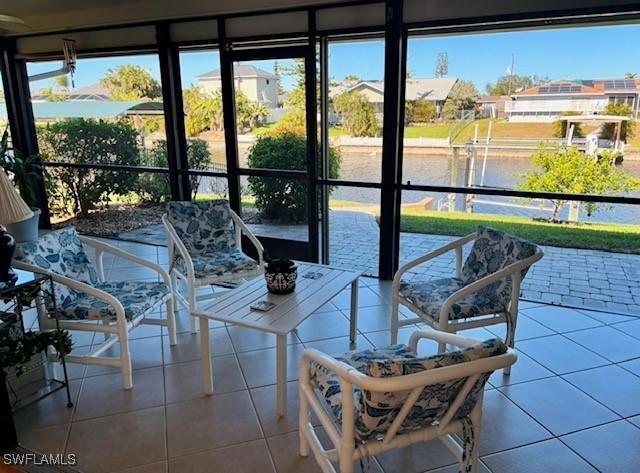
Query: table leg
[[200, 317, 213, 395], [276, 334, 287, 418], [350, 278, 359, 343]]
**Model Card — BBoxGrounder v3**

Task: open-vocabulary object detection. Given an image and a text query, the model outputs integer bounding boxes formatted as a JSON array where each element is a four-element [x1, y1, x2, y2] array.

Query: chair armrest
[[408, 329, 480, 352], [162, 214, 196, 280], [230, 210, 265, 267], [300, 348, 359, 381], [301, 344, 517, 393], [80, 236, 171, 286], [439, 249, 544, 321], [393, 233, 476, 291], [11, 260, 129, 327]]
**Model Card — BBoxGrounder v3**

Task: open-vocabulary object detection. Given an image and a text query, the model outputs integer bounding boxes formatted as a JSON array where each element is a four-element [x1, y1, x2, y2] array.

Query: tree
[[434, 52, 448, 78], [553, 111, 584, 139], [53, 75, 69, 90], [486, 74, 548, 96], [38, 119, 140, 217], [101, 64, 162, 101], [406, 100, 436, 123], [247, 127, 341, 223], [246, 103, 269, 129], [344, 74, 360, 82], [601, 103, 636, 141], [38, 86, 68, 102], [139, 139, 211, 202], [194, 89, 224, 133], [277, 58, 308, 128], [332, 91, 380, 137], [441, 80, 479, 120], [517, 145, 640, 221]]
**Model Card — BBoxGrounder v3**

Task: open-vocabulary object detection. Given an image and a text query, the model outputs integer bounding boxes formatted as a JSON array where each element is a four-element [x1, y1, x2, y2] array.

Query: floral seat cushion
[[167, 201, 237, 255], [310, 339, 507, 440], [56, 281, 170, 321], [174, 249, 258, 280], [16, 227, 98, 307], [399, 277, 508, 322]]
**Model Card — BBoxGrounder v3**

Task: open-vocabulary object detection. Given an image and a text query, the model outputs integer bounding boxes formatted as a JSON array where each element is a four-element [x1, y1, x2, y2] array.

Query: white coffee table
[[192, 262, 362, 417]]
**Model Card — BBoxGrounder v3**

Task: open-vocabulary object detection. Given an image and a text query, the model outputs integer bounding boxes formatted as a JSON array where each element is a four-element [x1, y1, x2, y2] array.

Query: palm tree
[[247, 103, 269, 130], [53, 75, 69, 90], [194, 89, 224, 132]]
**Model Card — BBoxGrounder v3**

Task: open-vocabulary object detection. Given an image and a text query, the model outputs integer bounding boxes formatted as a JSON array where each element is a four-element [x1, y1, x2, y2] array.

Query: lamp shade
[[0, 167, 33, 225]]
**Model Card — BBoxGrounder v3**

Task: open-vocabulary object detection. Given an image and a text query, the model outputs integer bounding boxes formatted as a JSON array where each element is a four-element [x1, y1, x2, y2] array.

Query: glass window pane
[[178, 49, 227, 174], [328, 186, 380, 277], [235, 58, 306, 172], [240, 175, 309, 242], [404, 23, 640, 206], [327, 39, 384, 183], [27, 54, 170, 238]]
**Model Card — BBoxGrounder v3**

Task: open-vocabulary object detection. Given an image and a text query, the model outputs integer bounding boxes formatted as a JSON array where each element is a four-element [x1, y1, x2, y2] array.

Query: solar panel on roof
[[603, 79, 636, 90]]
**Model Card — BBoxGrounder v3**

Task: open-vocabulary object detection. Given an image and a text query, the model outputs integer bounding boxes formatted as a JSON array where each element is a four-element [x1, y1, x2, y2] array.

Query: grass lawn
[[403, 123, 456, 139], [451, 119, 600, 144], [400, 209, 640, 254]]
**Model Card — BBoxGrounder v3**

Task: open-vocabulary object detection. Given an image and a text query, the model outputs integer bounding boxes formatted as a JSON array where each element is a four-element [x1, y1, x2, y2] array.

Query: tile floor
[[11, 240, 640, 473]]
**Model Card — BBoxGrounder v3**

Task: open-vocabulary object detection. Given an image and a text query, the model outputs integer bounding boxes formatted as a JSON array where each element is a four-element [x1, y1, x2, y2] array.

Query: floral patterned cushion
[[167, 201, 236, 256], [16, 227, 98, 307], [56, 281, 170, 321], [310, 339, 507, 441], [174, 249, 258, 280], [461, 226, 537, 304], [399, 277, 507, 321]]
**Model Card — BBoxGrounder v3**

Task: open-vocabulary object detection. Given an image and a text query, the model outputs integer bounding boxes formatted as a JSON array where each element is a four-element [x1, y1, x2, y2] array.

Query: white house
[[506, 79, 640, 122], [329, 77, 457, 115], [197, 64, 279, 107]]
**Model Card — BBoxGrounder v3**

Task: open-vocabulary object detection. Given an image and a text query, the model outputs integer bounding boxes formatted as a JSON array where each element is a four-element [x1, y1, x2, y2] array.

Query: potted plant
[[0, 285, 72, 451], [0, 126, 43, 242]]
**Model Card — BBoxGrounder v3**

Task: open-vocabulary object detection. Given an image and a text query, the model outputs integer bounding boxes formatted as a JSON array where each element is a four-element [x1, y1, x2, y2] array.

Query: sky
[[24, 23, 640, 95]]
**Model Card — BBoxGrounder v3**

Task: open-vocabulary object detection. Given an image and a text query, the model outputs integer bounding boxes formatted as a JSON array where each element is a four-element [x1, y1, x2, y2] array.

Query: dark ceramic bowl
[[264, 261, 297, 294]]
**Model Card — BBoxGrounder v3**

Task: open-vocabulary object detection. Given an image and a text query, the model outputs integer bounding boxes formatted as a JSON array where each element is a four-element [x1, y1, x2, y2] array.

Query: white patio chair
[[13, 226, 176, 389], [162, 200, 265, 332], [391, 226, 543, 373], [299, 330, 516, 473]]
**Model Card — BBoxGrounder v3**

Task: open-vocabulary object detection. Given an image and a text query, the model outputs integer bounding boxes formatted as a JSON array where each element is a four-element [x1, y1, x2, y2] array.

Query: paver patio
[[119, 209, 640, 315]]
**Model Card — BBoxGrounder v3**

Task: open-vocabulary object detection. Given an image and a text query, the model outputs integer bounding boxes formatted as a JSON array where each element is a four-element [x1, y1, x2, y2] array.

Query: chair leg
[[299, 390, 310, 457], [170, 271, 179, 313], [118, 325, 133, 390], [166, 298, 177, 346], [189, 283, 198, 334], [338, 445, 355, 473], [390, 295, 400, 345], [461, 397, 483, 473], [504, 310, 518, 375]]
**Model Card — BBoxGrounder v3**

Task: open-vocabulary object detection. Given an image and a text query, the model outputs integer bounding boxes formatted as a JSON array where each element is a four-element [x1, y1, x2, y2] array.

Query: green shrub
[[553, 111, 584, 138], [38, 118, 140, 217], [138, 139, 212, 203], [407, 100, 436, 123], [332, 91, 380, 137], [601, 103, 635, 141], [247, 130, 340, 223]]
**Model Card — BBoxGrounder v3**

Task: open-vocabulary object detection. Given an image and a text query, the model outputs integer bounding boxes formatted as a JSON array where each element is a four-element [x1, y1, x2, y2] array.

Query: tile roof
[[197, 64, 278, 80]]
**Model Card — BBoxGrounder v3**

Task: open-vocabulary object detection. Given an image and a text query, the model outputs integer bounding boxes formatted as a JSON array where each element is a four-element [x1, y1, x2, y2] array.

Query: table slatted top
[[192, 263, 361, 335]]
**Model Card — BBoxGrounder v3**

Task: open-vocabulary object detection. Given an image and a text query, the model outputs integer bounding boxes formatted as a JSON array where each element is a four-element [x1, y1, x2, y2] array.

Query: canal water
[[333, 150, 640, 225], [202, 142, 640, 225]]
